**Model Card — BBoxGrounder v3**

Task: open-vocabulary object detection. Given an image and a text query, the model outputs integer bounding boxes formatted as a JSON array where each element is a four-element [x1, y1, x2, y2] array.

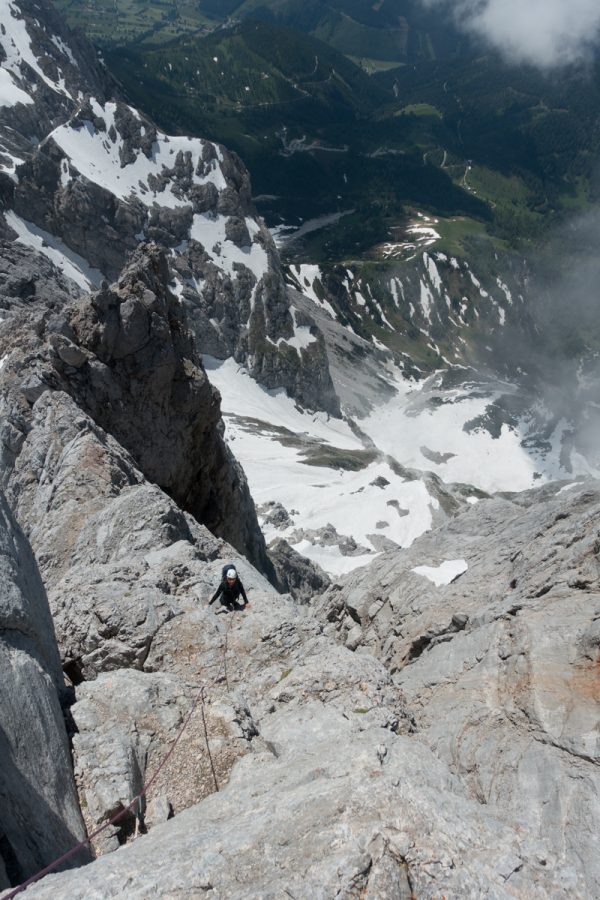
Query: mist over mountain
[[1, 0, 600, 897], [420, 0, 600, 68]]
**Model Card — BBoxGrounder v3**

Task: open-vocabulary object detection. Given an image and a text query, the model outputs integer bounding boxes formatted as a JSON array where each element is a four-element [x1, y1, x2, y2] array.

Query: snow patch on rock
[[412, 558, 468, 586]]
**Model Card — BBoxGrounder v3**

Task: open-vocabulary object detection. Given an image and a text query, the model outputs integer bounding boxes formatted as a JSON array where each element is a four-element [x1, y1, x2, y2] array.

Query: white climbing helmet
[[226, 568, 237, 579]]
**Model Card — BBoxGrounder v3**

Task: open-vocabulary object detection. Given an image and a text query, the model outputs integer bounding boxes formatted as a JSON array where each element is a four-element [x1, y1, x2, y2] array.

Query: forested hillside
[[52, 0, 600, 260], [104, 20, 488, 259], [54, 0, 468, 62]]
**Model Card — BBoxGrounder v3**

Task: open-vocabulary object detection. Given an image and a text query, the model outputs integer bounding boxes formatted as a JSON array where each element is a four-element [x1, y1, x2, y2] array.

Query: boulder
[[268, 536, 330, 604]]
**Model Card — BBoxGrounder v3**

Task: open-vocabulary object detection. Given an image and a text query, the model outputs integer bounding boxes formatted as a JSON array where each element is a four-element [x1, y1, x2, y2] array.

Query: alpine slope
[[0, 0, 596, 588]]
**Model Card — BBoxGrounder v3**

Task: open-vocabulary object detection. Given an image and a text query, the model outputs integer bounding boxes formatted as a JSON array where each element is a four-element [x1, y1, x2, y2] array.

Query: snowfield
[[0, 66, 33, 108], [205, 352, 597, 577], [361, 371, 539, 494], [5, 211, 103, 291], [204, 357, 439, 577], [412, 559, 469, 586], [189, 214, 268, 283], [51, 101, 228, 207], [2, 0, 73, 97]]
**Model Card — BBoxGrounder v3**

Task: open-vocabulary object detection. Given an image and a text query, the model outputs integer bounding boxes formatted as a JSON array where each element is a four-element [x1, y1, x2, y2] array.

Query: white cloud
[[423, 0, 600, 67]]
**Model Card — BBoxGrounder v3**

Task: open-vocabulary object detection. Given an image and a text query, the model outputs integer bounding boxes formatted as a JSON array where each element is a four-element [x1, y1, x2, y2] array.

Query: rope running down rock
[[4, 612, 237, 898]]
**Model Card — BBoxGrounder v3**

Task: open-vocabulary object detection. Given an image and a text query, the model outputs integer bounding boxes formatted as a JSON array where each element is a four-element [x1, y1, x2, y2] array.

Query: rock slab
[[0, 493, 89, 891]]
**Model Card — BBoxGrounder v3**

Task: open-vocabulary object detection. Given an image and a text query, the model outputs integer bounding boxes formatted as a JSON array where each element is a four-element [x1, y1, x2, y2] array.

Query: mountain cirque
[[0, 0, 599, 896]]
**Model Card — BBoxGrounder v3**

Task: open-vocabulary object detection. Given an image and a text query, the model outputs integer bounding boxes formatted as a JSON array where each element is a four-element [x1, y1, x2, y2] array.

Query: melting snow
[[496, 277, 513, 304], [0, 145, 25, 180], [50, 34, 78, 67], [277, 308, 317, 352], [425, 254, 443, 292], [289, 265, 337, 319], [407, 224, 440, 245], [203, 357, 439, 576], [419, 281, 434, 322], [0, 66, 33, 107], [412, 559, 468, 586], [1, 1, 71, 96], [189, 215, 268, 282], [5, 211, 103, 290], [51, 101, 227, 207], [389, 278, 403, 307], [558, 482, 580, 494], [360, 370, 541, 493], [358, 366, 600, 491], [469, 270, 489, 298]]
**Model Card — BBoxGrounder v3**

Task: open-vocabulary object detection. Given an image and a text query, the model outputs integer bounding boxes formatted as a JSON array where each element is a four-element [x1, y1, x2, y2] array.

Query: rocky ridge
[[0, 0, 598, 895], [6, 480, 599, 898], [0, 0, 339, 416], [0, 240, 272, 574], [0, 236, 286, 867]]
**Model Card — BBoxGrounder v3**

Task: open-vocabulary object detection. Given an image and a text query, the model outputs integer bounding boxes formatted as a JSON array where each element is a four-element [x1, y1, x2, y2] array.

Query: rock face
[[268, 537, 330, 603], [17, 587, 574, 898], [287, 247, 528, 375], [0, 246, 283, 856], [0, 0, 340, 416], [0, 230, 285, 861], [1, 2, 598, 897], [1, 257, 598, 895], [0, 492, 89, 890], [0, 0, 110, 189], [0, 241, 273, 577], [65, 243, 272, 568], [318, 481, 600, 896]]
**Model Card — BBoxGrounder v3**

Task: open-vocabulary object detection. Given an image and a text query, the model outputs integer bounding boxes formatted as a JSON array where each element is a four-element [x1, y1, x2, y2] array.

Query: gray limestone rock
[[317, 481, 600, 896], [289, 522, 372, 558], [63, 244, 273, 574], [268, 537, 330, 604], [1, 384, 273, 682], [257, 500, 294, 529], [19, 702, 566, 898], [70, 669, 253, 849], [2, 476, 598, 897], [0, 492, 89, 890], [224, 216, 251, 248], [0, 241, 274, 578]]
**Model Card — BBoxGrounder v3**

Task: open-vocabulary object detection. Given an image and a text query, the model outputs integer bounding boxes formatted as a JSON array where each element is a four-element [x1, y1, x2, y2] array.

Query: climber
[[208, 566, 249, 612]]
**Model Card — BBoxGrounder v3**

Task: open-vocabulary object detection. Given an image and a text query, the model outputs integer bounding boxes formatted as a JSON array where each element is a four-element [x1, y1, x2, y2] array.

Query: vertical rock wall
[[0, 493, 89, 890]]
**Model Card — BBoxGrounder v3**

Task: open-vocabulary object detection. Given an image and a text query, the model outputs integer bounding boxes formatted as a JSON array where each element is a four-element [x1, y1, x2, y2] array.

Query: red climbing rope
[[4, 612, 236, 898]]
